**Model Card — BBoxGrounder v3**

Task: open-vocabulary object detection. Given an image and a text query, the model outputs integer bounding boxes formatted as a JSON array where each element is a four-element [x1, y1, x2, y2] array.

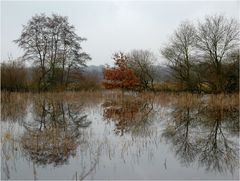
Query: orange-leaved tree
[[103, 52, 139, 92]]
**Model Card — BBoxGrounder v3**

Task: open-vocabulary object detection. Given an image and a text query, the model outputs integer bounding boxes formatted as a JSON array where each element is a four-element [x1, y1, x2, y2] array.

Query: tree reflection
[[21, 98, 92, 166], [162, 104, 239, 174], [162, 106, 199, 166], [102, 97, 154, 136], [198, 107, 239, 174]]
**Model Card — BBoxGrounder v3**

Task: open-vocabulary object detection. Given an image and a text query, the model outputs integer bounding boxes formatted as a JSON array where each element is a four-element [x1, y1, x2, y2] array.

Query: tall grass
[[207, 93, 239, 109]]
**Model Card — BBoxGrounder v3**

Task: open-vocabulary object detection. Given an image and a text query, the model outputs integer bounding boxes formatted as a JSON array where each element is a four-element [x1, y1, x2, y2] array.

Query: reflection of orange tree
[[102, 97, 154, 136], [21, 98, 91, 166]]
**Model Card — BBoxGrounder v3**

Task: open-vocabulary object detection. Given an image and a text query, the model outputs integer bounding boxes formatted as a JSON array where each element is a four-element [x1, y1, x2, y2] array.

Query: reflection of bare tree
[[162, 107, 199, 165], [21, 98, 91, 166], [198, 108, 239, 174], [102, 98, 154, 136], [162, 104, 239, 174]]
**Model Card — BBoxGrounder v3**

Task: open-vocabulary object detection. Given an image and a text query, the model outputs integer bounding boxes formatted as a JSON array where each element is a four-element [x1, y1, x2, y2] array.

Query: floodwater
[[1, 92, 239, 180]]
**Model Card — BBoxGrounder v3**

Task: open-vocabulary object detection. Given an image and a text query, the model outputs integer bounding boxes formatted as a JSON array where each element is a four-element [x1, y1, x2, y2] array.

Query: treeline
[[103, 15, 239, 93], [1, 60, 102, 92], [1, 14, 239, 93], [161, 15, 239, 93]]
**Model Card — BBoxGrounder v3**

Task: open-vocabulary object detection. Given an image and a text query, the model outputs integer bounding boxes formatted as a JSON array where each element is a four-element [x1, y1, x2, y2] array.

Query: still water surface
[[1, 92, 239, 180]]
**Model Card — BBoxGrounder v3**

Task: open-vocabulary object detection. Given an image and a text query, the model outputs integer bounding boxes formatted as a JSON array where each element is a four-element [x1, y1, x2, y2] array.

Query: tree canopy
[[103, 52, 139, 90], [14, 13, 91, 91]]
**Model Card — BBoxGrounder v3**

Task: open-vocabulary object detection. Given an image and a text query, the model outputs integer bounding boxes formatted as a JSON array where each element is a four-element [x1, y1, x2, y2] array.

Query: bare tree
[[14, 13, 91, 91], [127, 50, 156, 91], [161, 22, 197, 91], [196, 15, 239, 92]]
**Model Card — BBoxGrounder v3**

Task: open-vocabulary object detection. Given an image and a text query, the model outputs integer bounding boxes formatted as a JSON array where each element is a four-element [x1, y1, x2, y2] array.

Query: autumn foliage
[[103, 52, 139, 90]]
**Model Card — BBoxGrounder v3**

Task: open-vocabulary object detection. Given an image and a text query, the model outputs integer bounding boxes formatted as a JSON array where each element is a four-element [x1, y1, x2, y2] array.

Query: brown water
[[1, 92, 239, 180]]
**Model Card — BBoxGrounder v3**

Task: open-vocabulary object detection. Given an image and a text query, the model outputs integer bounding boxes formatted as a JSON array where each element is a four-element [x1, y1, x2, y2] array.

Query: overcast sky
[[1, 0, 239, 66]]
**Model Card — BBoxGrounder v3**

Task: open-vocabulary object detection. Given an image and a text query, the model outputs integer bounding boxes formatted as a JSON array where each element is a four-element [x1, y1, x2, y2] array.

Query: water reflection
[[162, 103, 239, 174], [198, 107, 239, 174], [102, 97, 154, 136], [1, 93, 30, 179], [21, 97, 92, 166], [1, 92, 29, 123], [1, 93, 239, 180], [162, 106, 199, 165]]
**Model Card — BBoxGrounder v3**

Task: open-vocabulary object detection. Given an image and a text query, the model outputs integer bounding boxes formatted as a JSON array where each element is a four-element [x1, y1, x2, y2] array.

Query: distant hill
[[82, 65, 104, 81], [23, 64, 171, 82], [83, 64, 171, 82], [154, 65, 171, 82]]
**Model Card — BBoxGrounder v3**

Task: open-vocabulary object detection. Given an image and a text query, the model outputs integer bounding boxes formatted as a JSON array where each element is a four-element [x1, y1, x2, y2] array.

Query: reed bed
[[207, 93, 239, 109], [1, 90, 239, 111], [1, 91, 31, 123]]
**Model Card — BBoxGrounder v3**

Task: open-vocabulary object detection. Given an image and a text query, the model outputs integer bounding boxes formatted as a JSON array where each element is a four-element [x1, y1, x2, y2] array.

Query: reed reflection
[[1, 92, 30, 179], [1, 92, 29, 123]]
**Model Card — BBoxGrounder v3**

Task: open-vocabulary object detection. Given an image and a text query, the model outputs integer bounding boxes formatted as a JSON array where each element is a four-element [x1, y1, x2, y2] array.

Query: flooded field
[[1, 91, 239, 180]]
